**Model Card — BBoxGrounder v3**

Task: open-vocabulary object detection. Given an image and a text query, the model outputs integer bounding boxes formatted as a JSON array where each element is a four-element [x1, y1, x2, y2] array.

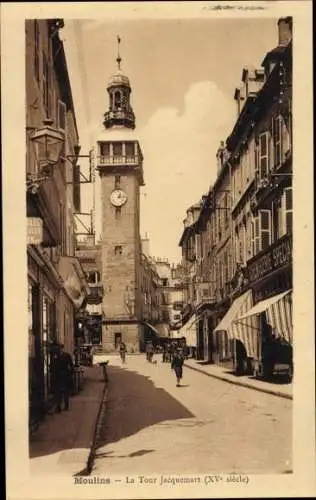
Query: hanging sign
[[27, 217, 43, 244]]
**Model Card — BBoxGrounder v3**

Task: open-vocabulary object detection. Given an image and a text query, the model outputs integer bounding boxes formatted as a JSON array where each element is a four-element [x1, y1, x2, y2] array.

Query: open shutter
[[259, 209, 271, 251], [283, 187, 293, 234], [259, 132, 269, 180], [252, 216, 260, 256]]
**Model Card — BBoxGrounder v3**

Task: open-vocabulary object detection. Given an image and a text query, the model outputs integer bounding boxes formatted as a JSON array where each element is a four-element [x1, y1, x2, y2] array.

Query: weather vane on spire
[[116, 35, 122, 70]]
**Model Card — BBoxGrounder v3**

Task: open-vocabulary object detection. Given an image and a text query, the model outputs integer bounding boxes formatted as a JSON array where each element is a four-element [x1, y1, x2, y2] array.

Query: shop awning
[[235, 290, 292, 344], [214, 290, 253, 334], [58, 256, 88, 309], [144, 322, 159, 336], [214, 290, 258, 357], [178, 314, 197, 347]]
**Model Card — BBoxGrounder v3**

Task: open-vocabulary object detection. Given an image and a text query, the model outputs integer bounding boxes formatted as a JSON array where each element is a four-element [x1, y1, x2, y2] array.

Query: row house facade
[[75, 236, 104, 346], [179, 17, 293, 376], [26, 19, 88, 429], [139, 253, 164, 348]]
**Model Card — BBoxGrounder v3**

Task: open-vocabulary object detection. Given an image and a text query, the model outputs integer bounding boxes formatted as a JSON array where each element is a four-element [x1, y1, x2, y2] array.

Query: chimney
[[278, 17, 292, 46], [141, 236, 150, 257]]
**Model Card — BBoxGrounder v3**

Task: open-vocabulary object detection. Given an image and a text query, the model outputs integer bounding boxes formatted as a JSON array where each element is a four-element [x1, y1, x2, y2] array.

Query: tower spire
[[116, 35, 122, 70]]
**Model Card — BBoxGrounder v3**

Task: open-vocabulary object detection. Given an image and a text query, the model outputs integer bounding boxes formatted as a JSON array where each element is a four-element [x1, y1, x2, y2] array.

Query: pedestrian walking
[[119, 341, 127, 363], [171, 348, 184, 387], [53, 343, 74, 412]]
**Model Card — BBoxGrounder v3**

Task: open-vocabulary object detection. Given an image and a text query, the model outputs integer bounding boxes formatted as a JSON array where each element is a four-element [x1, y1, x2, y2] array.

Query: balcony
[[98, 155, 140, 166], [87, 283, 104, 303], [103, 109, 135, 129]]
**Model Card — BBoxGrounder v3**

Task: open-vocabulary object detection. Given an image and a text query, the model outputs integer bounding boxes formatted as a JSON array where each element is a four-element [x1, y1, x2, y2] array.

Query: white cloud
[[139, 80, 235, 263]]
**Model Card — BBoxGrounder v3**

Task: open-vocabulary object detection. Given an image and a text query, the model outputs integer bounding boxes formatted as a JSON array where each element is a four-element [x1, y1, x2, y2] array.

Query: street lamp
[[27, 119, 65, 193]]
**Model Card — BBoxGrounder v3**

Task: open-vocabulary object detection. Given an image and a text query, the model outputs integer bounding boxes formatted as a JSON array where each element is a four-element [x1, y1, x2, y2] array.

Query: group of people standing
[[145, 340, 186, 387]]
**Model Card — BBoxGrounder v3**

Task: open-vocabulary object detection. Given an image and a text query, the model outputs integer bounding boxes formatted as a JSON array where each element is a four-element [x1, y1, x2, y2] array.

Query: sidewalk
[[184, 359, 293, 400], [29, 365, 106, 476]]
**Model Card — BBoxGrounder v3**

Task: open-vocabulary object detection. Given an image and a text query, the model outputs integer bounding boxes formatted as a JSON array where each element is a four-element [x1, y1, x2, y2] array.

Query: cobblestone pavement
[[93, 355, 292, 476]]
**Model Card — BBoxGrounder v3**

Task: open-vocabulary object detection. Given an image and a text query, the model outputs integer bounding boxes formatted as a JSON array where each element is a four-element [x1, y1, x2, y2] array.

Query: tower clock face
[[110, 189, 128, 207]]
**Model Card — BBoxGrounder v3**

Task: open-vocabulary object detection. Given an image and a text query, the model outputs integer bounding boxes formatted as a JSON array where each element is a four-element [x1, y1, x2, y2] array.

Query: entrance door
[[114, 332, 122, 349]]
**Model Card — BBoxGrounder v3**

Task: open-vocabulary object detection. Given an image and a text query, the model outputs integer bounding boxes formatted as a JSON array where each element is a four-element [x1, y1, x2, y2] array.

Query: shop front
[[28, 248, 60, 427], [213, 290, 254, 372], [230, 233, 293, 379]]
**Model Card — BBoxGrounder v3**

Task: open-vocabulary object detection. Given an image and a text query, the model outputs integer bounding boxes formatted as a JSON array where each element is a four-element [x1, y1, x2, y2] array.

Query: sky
[[62, 17, 278, 264]]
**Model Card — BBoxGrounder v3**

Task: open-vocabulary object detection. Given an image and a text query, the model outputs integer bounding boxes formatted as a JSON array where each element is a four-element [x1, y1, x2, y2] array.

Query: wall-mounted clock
[[110, 189, 128, 207]]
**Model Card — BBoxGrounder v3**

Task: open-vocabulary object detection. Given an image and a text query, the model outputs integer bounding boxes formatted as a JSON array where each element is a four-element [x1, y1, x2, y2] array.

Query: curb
[[184, 362, 293, 400], [77, 380, 108, 476]]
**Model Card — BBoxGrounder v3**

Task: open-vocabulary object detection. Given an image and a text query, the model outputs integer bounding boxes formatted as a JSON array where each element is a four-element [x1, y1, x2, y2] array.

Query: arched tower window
[[114, 90, 122, 109]]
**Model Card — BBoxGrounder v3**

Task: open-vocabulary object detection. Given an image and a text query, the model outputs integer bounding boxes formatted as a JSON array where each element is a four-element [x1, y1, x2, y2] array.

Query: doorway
[[114, 332, 122, 349]]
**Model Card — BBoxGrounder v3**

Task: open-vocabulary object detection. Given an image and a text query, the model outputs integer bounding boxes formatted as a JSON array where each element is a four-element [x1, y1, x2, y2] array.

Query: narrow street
[[93, 355, 292, 476]]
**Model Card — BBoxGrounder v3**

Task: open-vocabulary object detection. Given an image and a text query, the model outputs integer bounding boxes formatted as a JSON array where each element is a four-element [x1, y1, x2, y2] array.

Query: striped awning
[[178, 314, 197, 347], [236, 290, 292, 344], [144, 322, 159, 335], [214, 290, 253, 336]]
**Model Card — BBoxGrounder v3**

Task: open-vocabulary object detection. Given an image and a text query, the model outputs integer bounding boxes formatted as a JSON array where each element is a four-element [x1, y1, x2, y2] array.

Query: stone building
[[26, 19, 88, 428], [75, 236, 103, 345], [179, 17, 293, 376], [96, 49, 144, 353]]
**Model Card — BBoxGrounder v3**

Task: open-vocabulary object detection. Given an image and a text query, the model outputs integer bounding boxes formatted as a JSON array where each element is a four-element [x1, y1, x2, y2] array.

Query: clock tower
[[96, 39, 144, 353]]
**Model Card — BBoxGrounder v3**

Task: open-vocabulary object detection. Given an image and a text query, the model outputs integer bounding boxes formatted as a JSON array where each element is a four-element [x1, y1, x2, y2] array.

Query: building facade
[[75, 236, 104, 346], [26, 19, 87, 428], [179, 17, 293, 377]]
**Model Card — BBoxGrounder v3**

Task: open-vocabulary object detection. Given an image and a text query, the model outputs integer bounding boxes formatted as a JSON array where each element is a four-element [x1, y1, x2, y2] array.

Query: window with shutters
[[254, 139, 259, 184], [282, 187, 292, 235], [251, 216, 260, 256], [258, 132, 270, 180], [259, 209, 272, 251], [272, 115, 282, 168]]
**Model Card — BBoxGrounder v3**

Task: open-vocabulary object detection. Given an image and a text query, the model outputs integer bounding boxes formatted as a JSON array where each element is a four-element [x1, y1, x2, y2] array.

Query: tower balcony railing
[[104, 109, 135, 123], [97, 155, 140, 166]]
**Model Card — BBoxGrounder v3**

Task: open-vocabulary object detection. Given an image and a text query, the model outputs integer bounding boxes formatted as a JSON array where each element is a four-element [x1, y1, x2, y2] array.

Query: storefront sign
[[27, 217, 43, 244], [248, 234, 292, 283]]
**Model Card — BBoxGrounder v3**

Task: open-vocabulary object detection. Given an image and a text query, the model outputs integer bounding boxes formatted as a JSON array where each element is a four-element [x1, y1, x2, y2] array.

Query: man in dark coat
[[171, 348, 184, 387], [53, 344, 74, 412]]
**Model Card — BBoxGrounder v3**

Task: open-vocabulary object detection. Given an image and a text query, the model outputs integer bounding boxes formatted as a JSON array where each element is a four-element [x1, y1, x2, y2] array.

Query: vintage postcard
[[2, 1, 315, 499]]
